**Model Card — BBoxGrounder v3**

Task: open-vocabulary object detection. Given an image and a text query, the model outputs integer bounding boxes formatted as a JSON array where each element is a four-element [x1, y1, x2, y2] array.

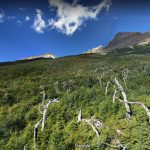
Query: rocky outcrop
[[106, 32, 150, 50], [85, 45, 106, 55]]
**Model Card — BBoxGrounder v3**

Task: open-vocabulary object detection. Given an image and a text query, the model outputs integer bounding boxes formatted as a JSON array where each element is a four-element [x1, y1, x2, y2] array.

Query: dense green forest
[[0, 49, 150, 149]]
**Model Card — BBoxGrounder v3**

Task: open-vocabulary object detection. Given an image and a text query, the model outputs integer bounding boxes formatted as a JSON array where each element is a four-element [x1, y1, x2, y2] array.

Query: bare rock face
[[85, 45, 106, 55], [107, 32, 150, 50], [85, 31, 150, 54], [22, 53, 56, 60]]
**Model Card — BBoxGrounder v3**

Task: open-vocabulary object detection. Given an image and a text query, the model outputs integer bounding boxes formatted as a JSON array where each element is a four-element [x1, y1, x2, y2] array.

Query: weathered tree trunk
[[114, 78, 131, 119], [113, 86, 117, 103], [118, 99, 150, 122], [105, 81, 110, 96], [40, 89, 46, 105], [34, 119, 42, 150], [24, 143, 28, 150], [123, 78, 127, 90], [77, 109, 82, 123], [41, 98, 58, 131], [82, 119, 100, 138], [77, 111, 103, 139]]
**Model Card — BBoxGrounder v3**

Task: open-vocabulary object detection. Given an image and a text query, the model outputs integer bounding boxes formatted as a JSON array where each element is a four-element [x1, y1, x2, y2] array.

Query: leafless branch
[[34, 119, 42, 150], [114, 78, 131, 119], [105, 81, 110, 96], [118, 99, 150, 123]]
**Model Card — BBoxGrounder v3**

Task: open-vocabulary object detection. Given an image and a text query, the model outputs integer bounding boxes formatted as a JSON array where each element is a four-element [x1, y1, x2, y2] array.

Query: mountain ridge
[[85, 31, 150, 54]]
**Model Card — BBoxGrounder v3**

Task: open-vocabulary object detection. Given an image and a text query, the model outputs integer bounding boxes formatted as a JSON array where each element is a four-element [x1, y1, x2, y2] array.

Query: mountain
[[85, 45, 106, 55], [22, 53, 56, 60], [107, 32, 150, 49], [85, 31, 150, 54]]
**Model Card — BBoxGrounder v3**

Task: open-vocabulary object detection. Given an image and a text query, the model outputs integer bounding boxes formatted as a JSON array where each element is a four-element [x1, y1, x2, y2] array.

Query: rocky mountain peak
[[85, 31, 150, 54], [85, 45, 106, 55]]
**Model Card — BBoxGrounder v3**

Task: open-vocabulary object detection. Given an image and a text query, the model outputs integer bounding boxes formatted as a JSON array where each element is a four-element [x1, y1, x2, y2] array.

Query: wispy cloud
[[32, 9, 46, 33], [48, 0, 111, 35], [0, 10, 5, 23], [25, 16, 31, 22]]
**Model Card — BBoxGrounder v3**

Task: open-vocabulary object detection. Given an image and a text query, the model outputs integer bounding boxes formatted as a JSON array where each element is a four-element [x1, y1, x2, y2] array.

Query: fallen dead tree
[[34, 97, 59, 150], [113, 78, 150, 122], [77, 110, 103, 138], [118, 99, 150, 123]]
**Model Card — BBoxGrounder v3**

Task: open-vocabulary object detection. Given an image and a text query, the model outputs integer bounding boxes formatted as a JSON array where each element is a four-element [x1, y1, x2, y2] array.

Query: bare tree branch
[[113, 86, 117, 103], [41, 98, 58, 131], [34, 119, 42, 150], [118, 99, 150, 123], [24, 143, 28, 150], [77, 109, 82, 123], [77, 111, 104, 139], [82, 119, 100, 138], [105, 81, 110, 96], [114, 78, 131, 119]]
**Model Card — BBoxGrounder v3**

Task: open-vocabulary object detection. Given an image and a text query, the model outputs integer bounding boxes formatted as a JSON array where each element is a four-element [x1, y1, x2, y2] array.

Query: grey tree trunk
[[34, 119, 42, 150], [114, 78, 131, 119], [41, 98, 58, 131], [118, 99, 150, 123], [105, 81, 110, 96]]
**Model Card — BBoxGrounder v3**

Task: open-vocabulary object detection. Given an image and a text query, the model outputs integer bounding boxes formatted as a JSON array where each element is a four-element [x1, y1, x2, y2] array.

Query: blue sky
[[0, 0, 150, 62]]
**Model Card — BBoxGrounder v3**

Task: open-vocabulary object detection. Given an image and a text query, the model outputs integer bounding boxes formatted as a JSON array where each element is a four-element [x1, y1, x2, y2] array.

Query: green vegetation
[[0, 51, 150, 150]]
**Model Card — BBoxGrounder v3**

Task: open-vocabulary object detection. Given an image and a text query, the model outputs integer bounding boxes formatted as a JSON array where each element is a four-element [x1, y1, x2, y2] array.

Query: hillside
[[0, 51, 150, 150]]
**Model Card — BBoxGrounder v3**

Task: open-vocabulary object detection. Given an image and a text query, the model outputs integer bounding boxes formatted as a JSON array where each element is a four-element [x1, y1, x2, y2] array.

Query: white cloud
[[48, 0, 111, 35], [32, 9, 46, 33], [0, 10, 5, 23], [25, 16, 31, 22]]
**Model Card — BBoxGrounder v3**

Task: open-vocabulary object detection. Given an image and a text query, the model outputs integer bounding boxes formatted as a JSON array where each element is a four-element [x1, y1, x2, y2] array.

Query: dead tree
[[105, 81, 110, 96], [122, 69, 129, 89], [34, 98, 58, 149], [77, 109, 82, 123], [97, 68, 105, 86], [104, 130, 128, 150], [77, 110, 103, 138], [114, 78, 131, 120], [34, 119, 42, 150], [54, 81, 59, 95], [113, 79, 150, 122], [41, 98, 58, 131], [117, 99, 150, 123], [24, 143, 28, 150], [113, 86, 117, 103]]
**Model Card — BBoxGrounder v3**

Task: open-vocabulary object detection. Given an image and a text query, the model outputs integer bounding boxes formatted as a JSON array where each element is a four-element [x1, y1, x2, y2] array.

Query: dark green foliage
[[0, 51, 150, 149]]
